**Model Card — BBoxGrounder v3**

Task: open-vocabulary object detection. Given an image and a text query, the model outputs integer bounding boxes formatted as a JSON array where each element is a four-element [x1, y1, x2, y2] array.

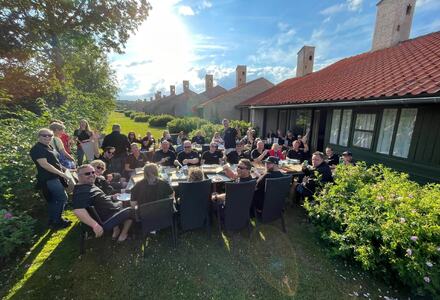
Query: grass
[[0, 206, 412, 299], [104, 111, 165, 140], [0, 112, 413, 299]]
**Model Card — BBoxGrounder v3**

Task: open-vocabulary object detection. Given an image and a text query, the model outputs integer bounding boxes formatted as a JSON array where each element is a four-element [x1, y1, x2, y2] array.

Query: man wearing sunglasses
[[176, 140, 200, 167], [253, 156, 284, 212], [72, 164, 134, 242], [201, 142, 223, 165]]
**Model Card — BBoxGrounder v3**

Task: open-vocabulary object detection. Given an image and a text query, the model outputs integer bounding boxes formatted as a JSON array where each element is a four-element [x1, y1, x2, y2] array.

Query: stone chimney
[[205, 74, 213, 91], [296, 46, 315, 77], [170, 85, 176, 96], [183, 80, 190, 93], [155, 91, 161, 100], [236, 65, 246, 87], [372, 0, 416, 51]]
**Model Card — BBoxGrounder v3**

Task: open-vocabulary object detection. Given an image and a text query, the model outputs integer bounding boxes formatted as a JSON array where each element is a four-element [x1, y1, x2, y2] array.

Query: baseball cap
[[342, 151, 352, 156], [263, 156, 280, 165]]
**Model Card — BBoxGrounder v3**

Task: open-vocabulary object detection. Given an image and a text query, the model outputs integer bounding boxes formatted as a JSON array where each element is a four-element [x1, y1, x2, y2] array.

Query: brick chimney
[[183, 80, 190, 93], [236, 65, 246, 87], [296, 46, 315, 77], [205, 74, 213, 91], [170, 85, 176, 96], [372, 0, 416, 51], [155, 91, 161, 100]]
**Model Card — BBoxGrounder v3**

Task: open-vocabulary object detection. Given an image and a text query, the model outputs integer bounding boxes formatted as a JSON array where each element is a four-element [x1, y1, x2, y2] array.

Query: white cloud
[[178, 5, 195, 16], [277, 21, 290, 31], [320, 0, 363, 15], [199, 0, 212, 9]]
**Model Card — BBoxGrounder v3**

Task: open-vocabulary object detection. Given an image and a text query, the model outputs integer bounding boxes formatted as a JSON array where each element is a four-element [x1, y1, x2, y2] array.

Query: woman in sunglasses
[[29, 128, 72, 229], [90, 160, 114, 195]]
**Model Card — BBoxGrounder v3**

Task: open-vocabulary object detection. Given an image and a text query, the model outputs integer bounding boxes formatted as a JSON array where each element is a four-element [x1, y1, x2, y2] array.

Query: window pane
[[330, 109, 341, 144], [353, 131, 373, 148], [393, 108, 417, 158], [355, 114, 376, 130], [339, 110, 352, 146], [376, 109, 398, 154]]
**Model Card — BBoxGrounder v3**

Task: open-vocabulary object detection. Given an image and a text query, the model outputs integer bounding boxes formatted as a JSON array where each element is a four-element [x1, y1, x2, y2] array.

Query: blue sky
[[111, 0, 440, 100]]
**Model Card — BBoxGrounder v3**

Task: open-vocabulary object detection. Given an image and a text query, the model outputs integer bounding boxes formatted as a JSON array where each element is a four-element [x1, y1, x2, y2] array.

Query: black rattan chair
[[79, 206, 103, 254], [259, 175, 292, 233], [178, 179, 212, 237], [138, 197, 177, 253], [220, 180, 256, 235]]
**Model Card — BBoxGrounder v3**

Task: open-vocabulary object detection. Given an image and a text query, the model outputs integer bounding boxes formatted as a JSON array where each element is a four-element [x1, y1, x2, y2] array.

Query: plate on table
[[117, 193, 131, 201], [207, 174, 232, 183], [202, 164, 223, 174]]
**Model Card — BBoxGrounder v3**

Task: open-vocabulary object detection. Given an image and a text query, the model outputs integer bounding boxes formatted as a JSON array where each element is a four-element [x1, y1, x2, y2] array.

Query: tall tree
[[0, 0, 151, 104]]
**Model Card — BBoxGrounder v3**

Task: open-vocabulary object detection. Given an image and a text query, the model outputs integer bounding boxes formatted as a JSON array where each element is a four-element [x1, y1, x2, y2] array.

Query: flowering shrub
[[149, 114, 175, 127], [0, 209, 35, 261], [304, 163, 440, 297], [167, 117, 210, 134]]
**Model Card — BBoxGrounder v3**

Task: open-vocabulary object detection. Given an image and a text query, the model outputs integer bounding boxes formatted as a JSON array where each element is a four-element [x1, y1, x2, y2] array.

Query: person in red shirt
[[268, 143, 285, 160]]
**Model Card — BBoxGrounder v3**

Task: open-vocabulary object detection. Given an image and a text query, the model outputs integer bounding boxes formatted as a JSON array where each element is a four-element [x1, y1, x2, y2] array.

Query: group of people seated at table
[[30, 115, 356, 237]]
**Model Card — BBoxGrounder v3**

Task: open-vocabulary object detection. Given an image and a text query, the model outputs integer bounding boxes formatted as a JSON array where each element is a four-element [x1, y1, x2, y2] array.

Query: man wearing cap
[[153, 140, 176, 167], [342, 151, 354, 166], [253, 156, 284, 212], [101, 124, 130, 174]]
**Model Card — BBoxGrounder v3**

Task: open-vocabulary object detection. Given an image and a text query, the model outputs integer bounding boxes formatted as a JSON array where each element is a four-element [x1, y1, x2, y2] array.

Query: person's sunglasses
[[81, 171, 95, 176], [184, 146, 191, 148], [39, 134, 53, 138], [237, 165, 248, 170], [96, 166, 104, 170], [107, 151, 115, 155]]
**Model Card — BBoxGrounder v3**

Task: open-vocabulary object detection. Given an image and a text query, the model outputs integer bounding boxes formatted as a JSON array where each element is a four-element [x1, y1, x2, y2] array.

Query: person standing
[[222, 119, 238, 155], [101, 124, 130, 175], [30, 128, 71, 229], [73, 119, 93, 165]]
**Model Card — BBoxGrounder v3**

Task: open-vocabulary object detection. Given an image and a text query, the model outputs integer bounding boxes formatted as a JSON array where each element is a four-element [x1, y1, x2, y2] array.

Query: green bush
[[305, 163, 440, 297], [0, 209, 36, 261], [189, 123, 223, 142], [167, 117, 210, 134], [134, 115, 150, 122], [230, 120, 253, 137], [124, 111, 133, 117], [149, 114, 175, 127]]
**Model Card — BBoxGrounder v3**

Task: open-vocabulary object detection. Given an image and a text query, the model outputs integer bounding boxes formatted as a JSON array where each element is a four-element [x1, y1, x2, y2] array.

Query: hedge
[[167, 117, 210, 134], [149, 114, 175, 127], [305, 163, 440, 297]]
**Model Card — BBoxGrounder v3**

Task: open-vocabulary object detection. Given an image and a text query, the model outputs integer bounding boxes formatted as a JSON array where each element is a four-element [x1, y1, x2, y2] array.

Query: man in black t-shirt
[[222, 119, 238, 154], [251, 141, 269, 162], [201, 142, 223, 165], [191, 131, 206, 145], [101, 124, 130, 174], [226, 141, 249, 164], [177, 141, 200, 166], [287, 140, 306, 162], [153, 140, 176, 167], [72, 164, 134, 242]]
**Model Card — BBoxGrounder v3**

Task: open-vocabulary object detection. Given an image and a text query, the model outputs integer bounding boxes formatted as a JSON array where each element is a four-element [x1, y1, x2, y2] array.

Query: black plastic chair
[[259, 175, 292, 233], [138, 197, 177, 253], [201, 144, 210, 153], [178, 179, 212, 237], [220, 180, 256, 235], [79, 206, 103, 254]]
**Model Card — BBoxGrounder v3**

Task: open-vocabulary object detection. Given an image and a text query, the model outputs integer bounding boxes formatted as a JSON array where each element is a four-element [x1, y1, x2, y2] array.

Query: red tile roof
[[240, 31, 440, 107]]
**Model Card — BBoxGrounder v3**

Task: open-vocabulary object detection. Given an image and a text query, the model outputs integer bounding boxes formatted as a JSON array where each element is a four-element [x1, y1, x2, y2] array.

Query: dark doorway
[[317, 109, 327, 151]]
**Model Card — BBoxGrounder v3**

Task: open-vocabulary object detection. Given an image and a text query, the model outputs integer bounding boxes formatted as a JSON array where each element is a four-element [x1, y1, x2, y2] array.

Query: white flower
[[406, 249, 412, 256], [399, 217, 406, 223], [426, 262, 433, 268], [410, 236, 418, 242], [423, 276, 430, 283]]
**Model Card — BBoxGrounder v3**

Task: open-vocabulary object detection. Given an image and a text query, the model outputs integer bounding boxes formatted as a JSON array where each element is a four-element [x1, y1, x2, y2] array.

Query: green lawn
[[0, 112, 412, 299], [104, 111, 165, 140]]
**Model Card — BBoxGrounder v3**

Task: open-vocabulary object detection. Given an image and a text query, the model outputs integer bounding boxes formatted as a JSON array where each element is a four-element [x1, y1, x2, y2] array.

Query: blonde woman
[[90, 160, 114, 195], [49, 122, 76, 169], [131, 163, 174, 206], [188, 167, 204, 182], [74, 119, 93, 165]]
